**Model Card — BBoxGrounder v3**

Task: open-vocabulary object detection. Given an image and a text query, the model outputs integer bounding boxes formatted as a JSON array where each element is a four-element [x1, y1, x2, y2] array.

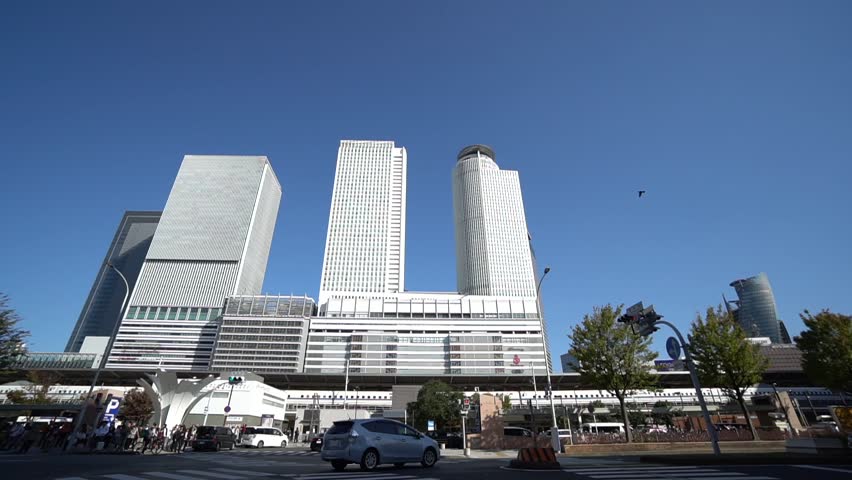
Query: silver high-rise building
[[453, 145, 537, 297], [65, 211, 161, 352], [725, 272, 782, 343], [318, 140, 407, 305], [107, 155, 281, 370]]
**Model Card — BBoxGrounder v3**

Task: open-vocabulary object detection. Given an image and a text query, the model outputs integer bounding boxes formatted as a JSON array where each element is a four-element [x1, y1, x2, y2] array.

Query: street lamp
[[536, 266, 562, 451], [67, 263, 129, 451]]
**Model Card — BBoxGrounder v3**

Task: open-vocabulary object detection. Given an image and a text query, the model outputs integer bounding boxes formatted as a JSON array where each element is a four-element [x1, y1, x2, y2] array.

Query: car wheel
[[331, 460, 347, 471], [257, 441, 264, 448], [421, 448, 437, 468], [394, 463, 405, 468], [280, 440, 287, 448], [360, 448, 379, 471]]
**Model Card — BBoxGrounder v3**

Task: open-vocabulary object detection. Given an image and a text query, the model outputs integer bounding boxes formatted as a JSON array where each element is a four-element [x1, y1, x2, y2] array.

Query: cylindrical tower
[[452, 145, 536, 297], [730, 272, 781, 342]]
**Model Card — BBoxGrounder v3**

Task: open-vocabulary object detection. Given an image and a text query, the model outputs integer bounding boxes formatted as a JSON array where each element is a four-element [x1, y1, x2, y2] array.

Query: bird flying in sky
[[638, 190, 646, 198]]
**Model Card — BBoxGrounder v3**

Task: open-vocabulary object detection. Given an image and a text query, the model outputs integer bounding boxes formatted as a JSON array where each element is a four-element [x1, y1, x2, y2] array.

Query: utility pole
[[223, 376, 243, 426]]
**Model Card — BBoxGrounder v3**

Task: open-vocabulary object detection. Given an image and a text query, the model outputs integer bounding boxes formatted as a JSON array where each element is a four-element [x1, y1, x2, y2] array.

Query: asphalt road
[[2, 446, 851, 480]]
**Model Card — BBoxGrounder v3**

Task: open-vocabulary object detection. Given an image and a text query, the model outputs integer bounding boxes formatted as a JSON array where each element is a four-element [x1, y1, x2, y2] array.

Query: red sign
[[513, 355, 521, 366], [464, 398, 470, 407]]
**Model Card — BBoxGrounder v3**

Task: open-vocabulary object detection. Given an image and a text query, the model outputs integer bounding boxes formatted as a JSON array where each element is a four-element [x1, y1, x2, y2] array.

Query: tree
[[118, 389, 155, 425], [0, 293, 29, 372], [795, 309, 852, 398], [501, 394, 512, 411], [3, 371, 58, 404], [568, 304, 658, 442], [688, 305, 767, 441], [407, 380, 464, 432]]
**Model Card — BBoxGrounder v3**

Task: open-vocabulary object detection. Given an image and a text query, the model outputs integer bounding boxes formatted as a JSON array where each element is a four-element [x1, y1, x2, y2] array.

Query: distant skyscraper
[[107, 155, 281, 370], [778, 320, 792, 344], [725, 272, 782, 343], [65, 211, 161, 352], [318, 140, 407, 304], [452, 145, 537, 297]]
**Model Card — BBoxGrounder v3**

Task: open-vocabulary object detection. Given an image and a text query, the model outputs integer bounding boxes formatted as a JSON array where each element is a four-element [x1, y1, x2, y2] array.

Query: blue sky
[[1, 1, 850, 368]]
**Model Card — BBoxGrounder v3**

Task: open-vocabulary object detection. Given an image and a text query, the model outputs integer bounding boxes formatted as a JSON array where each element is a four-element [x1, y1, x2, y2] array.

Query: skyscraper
[[107, 155, 281, 370], [452, 145, 537, 297], [726, 272, 782, 343], [65, 211, 161, 352], [318, 140, 407, 304]]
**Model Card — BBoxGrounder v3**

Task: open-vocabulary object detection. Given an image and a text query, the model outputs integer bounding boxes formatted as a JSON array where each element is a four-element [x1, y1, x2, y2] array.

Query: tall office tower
[[725, 272, 782, 343], [318, 140, 407, 305], [65, 211, 161, 352], [452, 145, 537, 297], [107, 155, 281, 370]]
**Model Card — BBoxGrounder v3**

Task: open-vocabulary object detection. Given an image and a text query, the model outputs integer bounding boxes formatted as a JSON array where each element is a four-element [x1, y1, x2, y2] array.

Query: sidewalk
[[641, 452, 852, 466], [441, 448, 517, 459]]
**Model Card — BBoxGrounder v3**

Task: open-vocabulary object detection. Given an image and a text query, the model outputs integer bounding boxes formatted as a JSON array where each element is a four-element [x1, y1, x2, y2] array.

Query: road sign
[[224, 405, 232, 413], [427, 420, 435, 432], [513, 355, 520, 366], [666, 336, 681, 360], [463, 398, 471, 408]]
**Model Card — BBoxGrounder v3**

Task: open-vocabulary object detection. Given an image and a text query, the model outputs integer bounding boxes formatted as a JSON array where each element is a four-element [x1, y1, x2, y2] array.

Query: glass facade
[[728, 272, 781, 343]]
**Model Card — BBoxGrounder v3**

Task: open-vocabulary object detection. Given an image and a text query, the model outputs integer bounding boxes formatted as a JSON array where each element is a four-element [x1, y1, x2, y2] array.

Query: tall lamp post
[[536, 266, 562, 451], [67, 263, 129, 451]]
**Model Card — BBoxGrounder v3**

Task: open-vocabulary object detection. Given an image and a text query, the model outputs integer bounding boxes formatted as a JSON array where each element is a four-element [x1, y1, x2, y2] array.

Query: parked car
[[192, 426, 237, 451], [503, 426, 534, 437], [541, 428, 572, 440], [321, 419, 440, 471], [240, 427, 289, 448], [310, 434, 324, 452]]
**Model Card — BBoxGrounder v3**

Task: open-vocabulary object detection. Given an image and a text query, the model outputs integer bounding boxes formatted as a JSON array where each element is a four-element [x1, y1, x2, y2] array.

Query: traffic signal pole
[[655, 320, 721, 456]]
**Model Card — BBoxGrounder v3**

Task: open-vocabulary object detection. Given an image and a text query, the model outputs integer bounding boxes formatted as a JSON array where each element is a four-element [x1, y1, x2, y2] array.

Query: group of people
[[0, 420, 204, 454], [1, 421, 73, 453]]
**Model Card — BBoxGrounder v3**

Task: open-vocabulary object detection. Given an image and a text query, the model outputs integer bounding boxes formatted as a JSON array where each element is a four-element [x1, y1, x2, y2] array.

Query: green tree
[[118, 389, 155, 425], [795, 309, 852, 398], [568, 304, 657, 442], [501, 394, 512, 411], [0, 293, 29, 372], [4, 371, 57, 404], [407, 380, 464, 432], [688, 305, 767, 441]]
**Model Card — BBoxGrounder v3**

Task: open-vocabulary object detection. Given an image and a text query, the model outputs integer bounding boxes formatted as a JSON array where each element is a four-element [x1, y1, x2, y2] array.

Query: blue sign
[[427, 420, 435, 432], [224, 405, 232, 413], [103, 397, 122, 423], [666, 337, 682, 360]]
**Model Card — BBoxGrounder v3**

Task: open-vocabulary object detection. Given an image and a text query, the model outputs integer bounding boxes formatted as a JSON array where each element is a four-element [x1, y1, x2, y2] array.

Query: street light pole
[[67, 263, 129, 451], [536, 266, 561, 452]]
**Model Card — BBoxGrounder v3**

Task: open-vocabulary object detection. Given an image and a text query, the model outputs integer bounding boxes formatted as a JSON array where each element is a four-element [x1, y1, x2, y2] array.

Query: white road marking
[[794, 465, 852, 473], [176, 471, 244, 479], [144, 473, 207, 480], [209, 469, 274, 477]]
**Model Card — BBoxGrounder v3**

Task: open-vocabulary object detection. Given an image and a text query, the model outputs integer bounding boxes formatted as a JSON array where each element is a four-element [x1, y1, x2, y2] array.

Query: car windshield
[[196, 427, 216, 438], [244, 427, 259, 435], [327, 421, 353, 435]]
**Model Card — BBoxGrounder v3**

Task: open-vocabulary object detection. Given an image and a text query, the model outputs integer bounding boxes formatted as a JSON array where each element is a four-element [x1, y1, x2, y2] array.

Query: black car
[[192, 426, 237, 451], [309, 434, 323, 452]]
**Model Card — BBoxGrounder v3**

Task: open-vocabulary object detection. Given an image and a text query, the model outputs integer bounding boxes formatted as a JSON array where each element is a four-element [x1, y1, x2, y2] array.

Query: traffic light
[[619, 304, 661, 337], [228, 376, 243, 385]]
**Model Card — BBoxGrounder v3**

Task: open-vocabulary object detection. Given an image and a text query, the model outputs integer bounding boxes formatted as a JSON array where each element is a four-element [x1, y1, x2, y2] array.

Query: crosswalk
[[57, 470, 438, 480], [185, 449, 319, 457], [561, 465, 778, 480]]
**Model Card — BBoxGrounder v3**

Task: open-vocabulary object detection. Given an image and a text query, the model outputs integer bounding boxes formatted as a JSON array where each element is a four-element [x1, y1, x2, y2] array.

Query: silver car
[[321, 419, 440, 471]]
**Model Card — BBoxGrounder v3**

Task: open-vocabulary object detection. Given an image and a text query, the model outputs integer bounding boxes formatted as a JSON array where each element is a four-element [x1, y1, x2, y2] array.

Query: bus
[[580, 422, 624, 434]]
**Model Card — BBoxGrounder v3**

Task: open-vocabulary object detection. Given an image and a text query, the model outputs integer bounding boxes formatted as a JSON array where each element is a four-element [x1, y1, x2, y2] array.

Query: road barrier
[[507, 446, 561, 470]]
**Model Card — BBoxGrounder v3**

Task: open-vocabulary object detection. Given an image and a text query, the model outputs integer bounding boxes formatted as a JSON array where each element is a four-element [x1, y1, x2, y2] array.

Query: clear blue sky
[[2, 1, 851, 368]]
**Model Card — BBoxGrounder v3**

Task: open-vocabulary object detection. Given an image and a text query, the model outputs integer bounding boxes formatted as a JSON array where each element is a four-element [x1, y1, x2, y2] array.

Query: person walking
[[140, 425, 151, 454]]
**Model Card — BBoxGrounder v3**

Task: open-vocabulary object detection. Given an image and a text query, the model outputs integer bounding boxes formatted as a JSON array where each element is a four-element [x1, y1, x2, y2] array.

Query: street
[[2, 447, 851, 480]]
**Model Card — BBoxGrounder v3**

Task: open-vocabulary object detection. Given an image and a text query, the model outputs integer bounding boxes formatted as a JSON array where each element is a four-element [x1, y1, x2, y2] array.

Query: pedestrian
[[74, 424, 89, 450], [127, 423, 139, 451], [93, 421, 109, 451], [140, 425, 151, 454], [116, 423, 128, 452], [17, 423, 38, 454]]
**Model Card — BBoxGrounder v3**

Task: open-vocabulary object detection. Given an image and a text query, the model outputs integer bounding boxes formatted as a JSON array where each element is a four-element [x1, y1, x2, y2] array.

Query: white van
[[580, 422, 625, 434], [240, 427, 289, 448]]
